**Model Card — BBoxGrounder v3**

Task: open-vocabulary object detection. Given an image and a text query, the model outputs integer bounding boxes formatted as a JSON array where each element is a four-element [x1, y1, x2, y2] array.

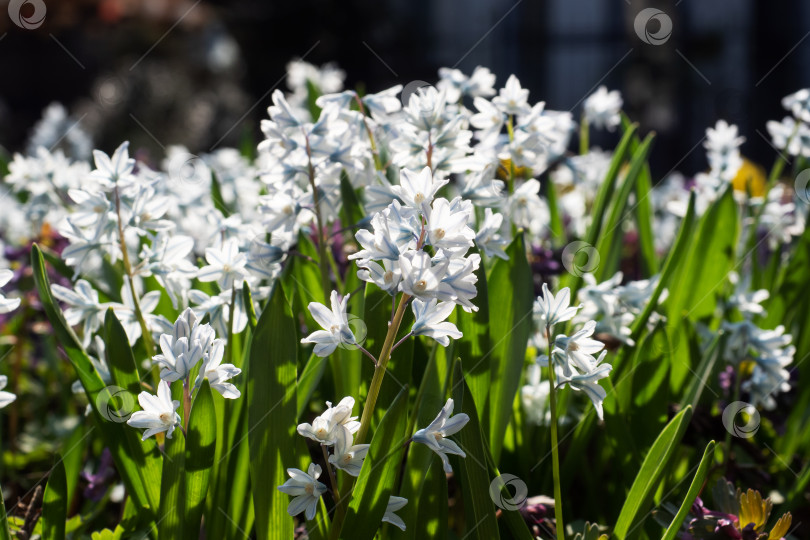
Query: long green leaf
[[42, 458, 67, 540], [456, 247, 491, 413], [158, 403, 186, 539], [488, 235, 533, 462], [31, 245, 161, 517], [595, 133, 655, 281], [185, 381, 216, 540], [0, 480, 11, 540], [341, 386, 409, 540], [661, 441, 715, 540], [667, 187, 738, 390], [451, 360, 500, 540], [248, 284, 298, 540], [613, 406, 693, 539]]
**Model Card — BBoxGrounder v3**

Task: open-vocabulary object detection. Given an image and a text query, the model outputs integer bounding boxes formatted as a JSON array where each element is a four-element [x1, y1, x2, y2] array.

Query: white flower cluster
[[767, 88, 810, 158], [718, 276, 794, 410], [126, 308, 241, 441], [524, 284, 611, 421]]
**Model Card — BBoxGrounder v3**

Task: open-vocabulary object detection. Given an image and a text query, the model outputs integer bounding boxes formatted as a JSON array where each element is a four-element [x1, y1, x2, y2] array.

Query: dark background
[[1, 0, 809, 178]]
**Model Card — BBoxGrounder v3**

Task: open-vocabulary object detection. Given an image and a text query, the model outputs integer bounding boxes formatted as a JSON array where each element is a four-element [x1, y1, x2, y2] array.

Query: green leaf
[[339, 169, 365, 228], [661, 441, 715, 540], [42, 458, 67, 540], [185, 381, 216, 540], [613, 406, 693, 539], [451, 360, 500, 540], [248, 284, 298, 540], [585, 124, 637, 244], [456, 247, 491, 413], [0, 486, 11, 540], [297, 353, 327, 420], [341, 386, 409, 540], [31, 245, 161, 518], [211, 171, 232, 217], [487, 235, 533, 462], [679, 331, 725, 410], [103, 309, 142, 398], [595, 133, 655, 281], [407, 459, 448, 539], [667, 187, 738, 390], [628, 191, 696, 345], [158, 407, 186, 539]]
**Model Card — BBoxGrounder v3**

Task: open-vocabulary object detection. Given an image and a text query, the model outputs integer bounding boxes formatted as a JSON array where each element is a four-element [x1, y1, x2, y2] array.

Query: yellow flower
[[732, 158, 767, 198], [496, 158, 531, 180], [734, 488, 792, 539]]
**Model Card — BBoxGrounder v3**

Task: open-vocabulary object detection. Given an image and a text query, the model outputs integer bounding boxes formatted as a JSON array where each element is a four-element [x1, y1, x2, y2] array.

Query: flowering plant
[[0, 60, 807, 540]]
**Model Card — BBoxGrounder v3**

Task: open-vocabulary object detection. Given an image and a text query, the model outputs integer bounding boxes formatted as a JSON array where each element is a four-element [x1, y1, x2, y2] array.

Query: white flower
[[277, 463, 327, 521], [413, 398, 469, 473], [327, 426, 369, 477], [126, 380, 181, 441], [356, 259, 401, 295], [410, 298, 462, 346], [89, 141, 135, 189], [535, 283, 581, 329], [492, 75, 530, 116], [470, 96, 505, 141], [195, 339, 241, 399], [197, 238, 249, 290], [0, 270, 21, 314], [382, 496, 408, 531], [300, 291, 359, 357], [438, 252, 481, 313], [0, 375, 17, 409], [297, 396, 360, 446], [425, 197, 475, 253], [475, 208, 509, 260], [782, 88, 810, 123], [557, 350, 612, 420], [508, 179, 549, 235], [520, 362, 550, 425], [391, 167, 449, 210], [153, 333, 205, 383], [51, 279, 108, 347], [553, 321, 606, 377], [398, 251, 451, 300], [583, 86, 622, 131]]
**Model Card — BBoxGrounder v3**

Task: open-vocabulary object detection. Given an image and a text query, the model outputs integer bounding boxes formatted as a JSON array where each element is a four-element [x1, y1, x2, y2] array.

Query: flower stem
[[304, 132, 332, 299], [321, 444, 340, 502], [328, 292, 411, 539], [546, 326, 565, 540], [579, 113, 589, 155], [114, 186, 155, 357], [183, 377, 192, 432]]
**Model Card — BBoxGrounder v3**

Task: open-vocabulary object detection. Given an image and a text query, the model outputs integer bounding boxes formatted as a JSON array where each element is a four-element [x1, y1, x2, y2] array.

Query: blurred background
[[2, 0, 810, 178]]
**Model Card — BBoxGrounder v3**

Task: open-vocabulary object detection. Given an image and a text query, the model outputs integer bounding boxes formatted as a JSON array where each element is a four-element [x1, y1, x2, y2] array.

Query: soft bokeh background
[[2, 0, 810, 177]]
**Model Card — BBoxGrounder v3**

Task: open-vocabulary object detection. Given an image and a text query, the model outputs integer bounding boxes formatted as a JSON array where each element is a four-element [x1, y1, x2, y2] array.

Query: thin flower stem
[[114, 186, 155, 357], [328, 292, 411, 540], [321, 444, 340, 502], [356, 345, 379, 367], [546, 325, 565, 540], [304, 131, 332, 298], [390, 332, 413, 353], [183, 377, 192, 432], [579, 113, 589, 155], [354, 94, 382, 171]]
